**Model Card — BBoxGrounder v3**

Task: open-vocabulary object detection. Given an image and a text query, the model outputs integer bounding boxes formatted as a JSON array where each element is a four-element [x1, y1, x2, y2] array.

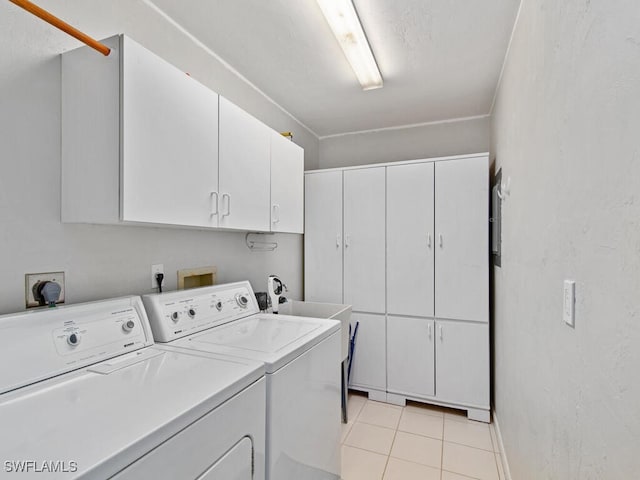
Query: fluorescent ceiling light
[[316, 0, 383, 90]]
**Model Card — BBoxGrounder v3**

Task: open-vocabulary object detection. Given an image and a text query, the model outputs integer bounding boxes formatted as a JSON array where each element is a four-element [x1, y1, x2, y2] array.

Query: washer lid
[[0, 346, 264, 479], [173, 314, 341, 373]]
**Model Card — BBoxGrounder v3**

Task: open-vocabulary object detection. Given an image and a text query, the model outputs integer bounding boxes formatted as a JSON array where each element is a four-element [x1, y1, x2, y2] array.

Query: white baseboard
[[492, 409, 513, 480]]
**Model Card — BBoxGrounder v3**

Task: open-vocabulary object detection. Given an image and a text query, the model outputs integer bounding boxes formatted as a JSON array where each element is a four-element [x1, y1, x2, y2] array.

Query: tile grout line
[[343, 444, 394, 458], [395, 429, 442, 442], [440, 409, 445, 480], [380, 414, 401, 480], [341, 396, 364, 444], [442, 439, 496, 453], [441, 468, 484, 480], [489, 423, 502, 480]]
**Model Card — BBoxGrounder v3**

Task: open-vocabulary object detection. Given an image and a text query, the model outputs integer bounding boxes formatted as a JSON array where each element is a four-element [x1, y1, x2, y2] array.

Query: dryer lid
[[0, 346, 264, 479]]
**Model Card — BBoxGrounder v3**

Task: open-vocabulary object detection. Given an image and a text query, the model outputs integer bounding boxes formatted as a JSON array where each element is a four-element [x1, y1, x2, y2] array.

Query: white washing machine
[[0, 296, 266, 480], [143, 281, 342, 480]]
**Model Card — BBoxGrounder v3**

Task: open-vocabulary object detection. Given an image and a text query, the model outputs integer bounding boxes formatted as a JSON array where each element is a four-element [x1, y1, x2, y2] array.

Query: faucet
[[267, 275, 288, 314]]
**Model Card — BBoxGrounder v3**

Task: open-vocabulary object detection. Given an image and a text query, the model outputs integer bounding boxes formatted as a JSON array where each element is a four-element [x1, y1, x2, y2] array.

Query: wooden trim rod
[[8, 0, 111, 56]]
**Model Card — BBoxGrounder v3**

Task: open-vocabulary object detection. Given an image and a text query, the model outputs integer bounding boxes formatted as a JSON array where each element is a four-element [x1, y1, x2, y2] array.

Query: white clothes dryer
[[0, 296, 266, 480], [143, 281, 342, 480]]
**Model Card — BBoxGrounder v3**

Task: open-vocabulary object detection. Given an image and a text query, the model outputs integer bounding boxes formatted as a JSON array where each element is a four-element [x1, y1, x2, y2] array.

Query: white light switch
[[563, 280, 575, 327]]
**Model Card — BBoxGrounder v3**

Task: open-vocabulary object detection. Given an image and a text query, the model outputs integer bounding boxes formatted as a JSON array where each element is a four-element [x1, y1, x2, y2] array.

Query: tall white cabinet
[[343, 168, 386, 314], [304, 168, 387, 398], [434, 158, 489, 321], [386, 162, 435, 317], [304, 171, 343, 304], [304, 153, 490, 421]]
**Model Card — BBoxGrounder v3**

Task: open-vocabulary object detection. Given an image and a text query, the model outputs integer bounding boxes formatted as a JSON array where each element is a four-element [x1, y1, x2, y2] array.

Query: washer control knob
[[188, 308, 196, 318], [236, 294, 249, 308], [215, 301, 223, 311], [122, 320, 135, 333], [67, 333, 81, 347], [171, 312, 180, 322]]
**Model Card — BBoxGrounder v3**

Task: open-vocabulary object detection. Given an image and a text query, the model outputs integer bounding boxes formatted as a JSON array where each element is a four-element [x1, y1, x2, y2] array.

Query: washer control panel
[[143, 281, 260, 342], [51, 305, 147, 357], [0, 296, 153, 395]]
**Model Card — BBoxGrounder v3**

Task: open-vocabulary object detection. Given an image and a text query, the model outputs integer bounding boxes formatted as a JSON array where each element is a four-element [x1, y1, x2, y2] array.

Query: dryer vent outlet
[[25, 272, 66, 308]]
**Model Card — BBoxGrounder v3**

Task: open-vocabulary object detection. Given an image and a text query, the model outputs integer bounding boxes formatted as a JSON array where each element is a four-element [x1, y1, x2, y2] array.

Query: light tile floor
[[342, 392, 506, 480]]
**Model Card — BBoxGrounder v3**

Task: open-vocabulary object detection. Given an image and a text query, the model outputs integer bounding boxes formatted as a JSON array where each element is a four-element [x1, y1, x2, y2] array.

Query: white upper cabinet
[[218, 97, 271, 231], [304, 171, 343, 304], [343, 167, 386, 314], [434, 157, 489, 322], [62, 35, 219, 227], [62, 35, 304, 233], [387, 162, 435, 317], [121, 37, 219, 227], [270, 132, 304, 233]]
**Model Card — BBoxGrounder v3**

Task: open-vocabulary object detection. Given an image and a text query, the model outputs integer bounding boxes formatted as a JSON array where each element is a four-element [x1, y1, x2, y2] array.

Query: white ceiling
[[149, 0, 521, 137]]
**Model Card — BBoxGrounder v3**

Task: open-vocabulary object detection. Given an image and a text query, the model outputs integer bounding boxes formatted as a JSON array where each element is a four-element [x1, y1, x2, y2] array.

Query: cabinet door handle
[[439, 233, 443, 248], [272, 204, 280, 223], [439, 325, 443, 340], [210, 191, 219, 217], [336, 234, 341, 248], [345, 234, 351, 248], [427, 233, 432, 248], [222, 193, 231, 217], [428, 323, 432, 339]]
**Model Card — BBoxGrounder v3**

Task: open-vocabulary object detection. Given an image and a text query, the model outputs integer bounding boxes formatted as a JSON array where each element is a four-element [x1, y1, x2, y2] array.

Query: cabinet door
[[270, 132, 304, 233], [435, 157, 489, 322], [304, 171, 343, 304], [387, 162, 435, 317], [435, 321, 489, 407], [387, 316, 434, 397], [343, 168, 386, 313], [121, 37, 219, 227], [219, 97, 271, 231], [348, 313, 386, 391]]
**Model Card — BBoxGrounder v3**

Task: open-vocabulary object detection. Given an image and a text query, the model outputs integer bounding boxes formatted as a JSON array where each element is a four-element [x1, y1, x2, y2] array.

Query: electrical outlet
[[25, 272, 65, 308], [151, 264, 164, 288]]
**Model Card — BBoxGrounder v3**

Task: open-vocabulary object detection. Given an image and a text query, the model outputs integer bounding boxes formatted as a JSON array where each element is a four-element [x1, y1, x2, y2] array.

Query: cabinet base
[[385, 392, 490, 423], [367, 390, 387, 403], [349, 385, 387, 403], [350, 388, 490, 423], [467, 408, 491, 423], [385, 392, 407, 407]]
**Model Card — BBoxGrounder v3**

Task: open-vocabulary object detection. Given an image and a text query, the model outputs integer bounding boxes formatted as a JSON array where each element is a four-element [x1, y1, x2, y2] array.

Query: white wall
[[0, 0, 318, 314], [491, 1, 640, 478], [318, 116, 490, 169]]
